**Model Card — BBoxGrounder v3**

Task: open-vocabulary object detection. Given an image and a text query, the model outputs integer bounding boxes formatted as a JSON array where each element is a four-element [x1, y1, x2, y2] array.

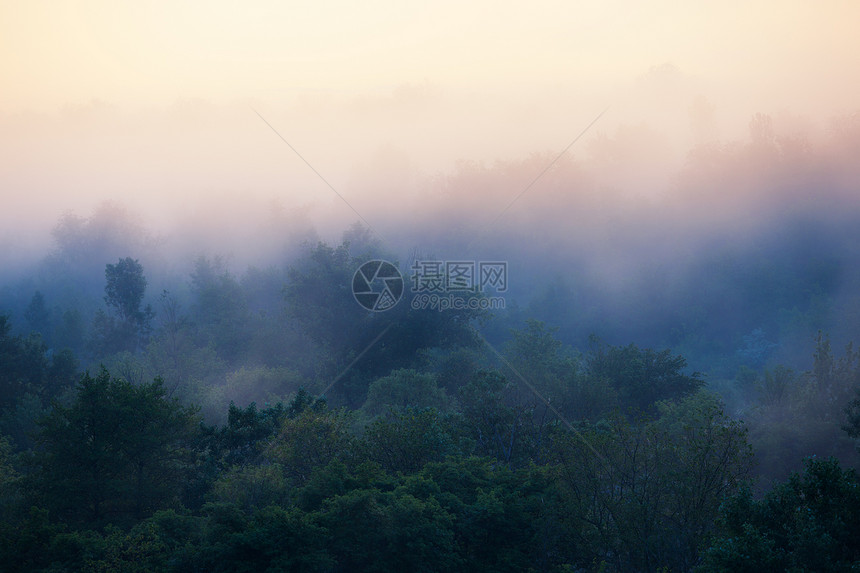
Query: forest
[[2, 112, 860, 572]]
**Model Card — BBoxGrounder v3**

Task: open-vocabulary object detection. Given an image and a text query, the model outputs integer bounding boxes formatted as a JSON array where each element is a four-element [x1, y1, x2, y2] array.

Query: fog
[[1, 0, 860, 474], [4, 6, 860, 566], [3, 89, 858, 361], [2, 2, 859, 257]]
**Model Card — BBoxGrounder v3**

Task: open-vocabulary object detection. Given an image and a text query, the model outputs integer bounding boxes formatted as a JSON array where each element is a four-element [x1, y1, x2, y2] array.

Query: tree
[[504, 319, 576, 404], [312, 484, 458, 572], [104, 258, 151, 327], [417, 457, 557, 571], [551, 392, 752, 572], [0, 314, 78, 444], [192, 503, 332, 572], [362, 369, 453, 417], [284, 239, 485, 406], [0, 315, 49, 411], [188, 256, 251, 363], [53, 309, 85, 355], [23, 291, 51, 341], [585, 337, 703, 414], [268, 403, 354, 487], [700, 457, 860, 572], [0, 434, 21, 515], [457, 370, 541, 467], [30, 368, 201, 525], [362, 407, 458, 474], [503, 319, 616, 428], [844, 388, 860, 446], [747, 335, 860, 484], [216, 400, 288, 468], [284, 241, 366, 356], [89, 257, 154, 356]]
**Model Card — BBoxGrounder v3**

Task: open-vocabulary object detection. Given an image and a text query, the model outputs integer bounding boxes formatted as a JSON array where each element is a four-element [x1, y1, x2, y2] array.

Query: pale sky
[[2, 1, 858, 111], [1, 1, 858, 262]]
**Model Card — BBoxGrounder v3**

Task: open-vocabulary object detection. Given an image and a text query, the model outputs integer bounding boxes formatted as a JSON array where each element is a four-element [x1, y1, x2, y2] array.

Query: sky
[[2, 1, 858, 110], [1, 1, 859, 262]]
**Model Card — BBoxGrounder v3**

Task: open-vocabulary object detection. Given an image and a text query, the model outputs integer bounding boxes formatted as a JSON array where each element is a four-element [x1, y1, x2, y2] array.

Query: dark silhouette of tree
[[585, 337, 703, 414], [30, 368, 200, 526], [0, 315, 77, 422], [701, 458, 860, 572], [188, 256, 251, 363], [23, 292, 51, 341], [89, 257, 154, 356]]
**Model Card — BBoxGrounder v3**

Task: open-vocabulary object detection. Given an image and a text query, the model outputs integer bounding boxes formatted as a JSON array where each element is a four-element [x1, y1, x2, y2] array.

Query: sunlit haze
[[5, 5, 860, 562], [2, 1, 859, 258]]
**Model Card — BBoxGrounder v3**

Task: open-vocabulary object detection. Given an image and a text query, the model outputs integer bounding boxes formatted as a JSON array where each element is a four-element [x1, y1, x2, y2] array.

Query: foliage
[[585, 337, 704, 414], [89, 258, 155, 356], [0, 315, 78, 446], [551, 393, 753, 572], [362, 407, 459, 474], [284, 239, 485, 407], [0, 434, 21, 514], [4, 216, 860, 571], [188, 256, 252, 364], [268, 402, 355, 487], [700, 457, 860, 572], [24, 291, 51, 343], [457, 370, 539, 467], [362, 368, 454, 416], [745, 334, 860, 484], [29, 368, 201, 526]]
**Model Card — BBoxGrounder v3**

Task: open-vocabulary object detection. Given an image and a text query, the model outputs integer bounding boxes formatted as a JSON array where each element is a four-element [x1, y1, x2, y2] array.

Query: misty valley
[[2, 111, 860, 572]]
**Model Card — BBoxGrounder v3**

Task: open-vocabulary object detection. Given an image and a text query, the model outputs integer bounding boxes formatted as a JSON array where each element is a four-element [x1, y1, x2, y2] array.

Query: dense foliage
[[2, 137, 860, 571]]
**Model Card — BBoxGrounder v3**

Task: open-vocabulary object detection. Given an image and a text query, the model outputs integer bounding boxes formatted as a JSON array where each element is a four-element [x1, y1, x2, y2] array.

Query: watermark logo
[[352, 260, 404, 311], [352, 259, 508, 311], [411, 260, 508, 293], [410, 260, 507, 311]]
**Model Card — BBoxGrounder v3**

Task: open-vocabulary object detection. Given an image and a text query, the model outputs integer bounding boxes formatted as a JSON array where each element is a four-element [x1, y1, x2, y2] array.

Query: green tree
[[193, 503, 332, 572], [285, 239, 485, 406], [362, 407, 458, 474], [362, 369, 454, 417], [211, 400, 288, 468], [188, 256, 251, 363], [503, 320, 616, 431], [700, 457, 860, 572], [54, 308, 85, 355], [0, 317, 46, 412], [0, 434, 21, 515], [418, 457, 558, 571], [23, 291, 51, 341], [105, 257, 153, 330], [457, 370, 542, 468], [586, 337, 703, 414], [747, 335, 860, 483], [844, 388, 860, 447], [313, 484, 458, 573], [90, 257, 155, 356], [0, 315, 78, 447], [551, 393, 752, 572], [30, 368, 201, 525], [504, 320, 571, 390], [269, 403, 354, 487]]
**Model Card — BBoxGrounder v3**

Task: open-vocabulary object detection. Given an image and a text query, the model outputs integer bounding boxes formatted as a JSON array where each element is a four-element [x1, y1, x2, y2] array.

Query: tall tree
[[0, 315, 77, 410], [104, 258, 150, 326], [90, 257, 154, 356], [23, 291, 51, 341], [585, 337, 703, 414], [700, 457, 860, 572], [188, 256, 251, 363], [30, 369, 200, 525], [551, 393, 752, 572]]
